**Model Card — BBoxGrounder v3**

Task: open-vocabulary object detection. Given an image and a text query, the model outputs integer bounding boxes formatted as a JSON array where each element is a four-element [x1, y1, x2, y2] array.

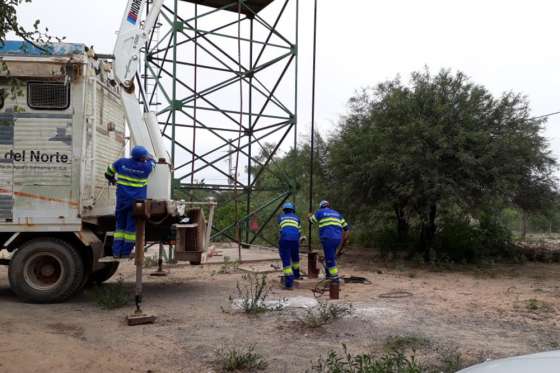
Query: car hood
[[459, 351, 560, 373]]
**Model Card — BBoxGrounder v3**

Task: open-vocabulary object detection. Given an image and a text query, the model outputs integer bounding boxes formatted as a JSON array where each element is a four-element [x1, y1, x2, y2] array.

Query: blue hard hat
[[319, 200, 330, 208], [282, 202, 295, 211], [131, 145, 149, 160]]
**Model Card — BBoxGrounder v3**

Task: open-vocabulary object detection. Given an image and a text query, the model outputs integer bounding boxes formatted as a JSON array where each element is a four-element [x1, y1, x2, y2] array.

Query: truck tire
[[89, 262, 119, 284], [8, 238, 85, 303]]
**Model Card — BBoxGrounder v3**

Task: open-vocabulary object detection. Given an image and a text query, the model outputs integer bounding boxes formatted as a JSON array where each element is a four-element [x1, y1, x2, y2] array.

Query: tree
[[329, 68, 557, 255], [0, 0, 63, 46], [0, 1, 64, 98]]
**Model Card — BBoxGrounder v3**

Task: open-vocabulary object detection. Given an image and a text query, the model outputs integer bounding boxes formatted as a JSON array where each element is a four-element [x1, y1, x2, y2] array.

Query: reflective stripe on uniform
[[114, 231, 125, 240], [318, 217, 343, 228], [106, 166, 116, 176], [328, 266, 338, 276], [283, 267, 294, 276], [116, 174, 148, 188], [118, 174, 148, 183], [116, 179, 147, 188], [292, 262, 300, 270], [280, 220, 299, 229], [123, 232, 136, 242]]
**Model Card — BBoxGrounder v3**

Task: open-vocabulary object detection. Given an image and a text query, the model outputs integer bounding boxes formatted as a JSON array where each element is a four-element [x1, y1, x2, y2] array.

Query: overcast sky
[[14, 0, 560, 174]]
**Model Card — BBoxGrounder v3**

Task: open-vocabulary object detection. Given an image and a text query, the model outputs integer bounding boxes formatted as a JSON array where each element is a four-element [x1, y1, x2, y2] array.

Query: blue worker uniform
[[277, 212, 301, 289], [105, 157, 155, 257], [309, 208, 350, 281]]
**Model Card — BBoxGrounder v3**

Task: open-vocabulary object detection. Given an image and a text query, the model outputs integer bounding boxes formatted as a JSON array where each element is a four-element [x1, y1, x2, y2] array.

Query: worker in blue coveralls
[[105, 146, 155, 258], [277, 202, 302, 290], [309, 200, 350, 283]]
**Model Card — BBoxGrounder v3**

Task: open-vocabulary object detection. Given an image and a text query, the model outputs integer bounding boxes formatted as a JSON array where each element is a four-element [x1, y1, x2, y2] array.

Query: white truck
[[0, 0, 209, 303]]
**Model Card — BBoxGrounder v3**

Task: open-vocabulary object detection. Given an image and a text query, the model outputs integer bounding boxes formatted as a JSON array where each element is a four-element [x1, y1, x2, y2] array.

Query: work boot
[[293, 269, 301, 280], [326, 274, 340, 284], [282, 275, 295, 290]]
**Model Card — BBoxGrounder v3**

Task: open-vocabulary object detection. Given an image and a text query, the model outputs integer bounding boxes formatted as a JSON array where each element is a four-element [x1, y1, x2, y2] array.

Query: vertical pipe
[[308, 0, 318, 252], [191, 3, 198, 193], [246, 17, 254, 244], [144, 1, 149, 105], [134, 202, 146, 312], [294, 0, 299, 153], [293, 0, 299, 212], [171, 0, 178, 199]]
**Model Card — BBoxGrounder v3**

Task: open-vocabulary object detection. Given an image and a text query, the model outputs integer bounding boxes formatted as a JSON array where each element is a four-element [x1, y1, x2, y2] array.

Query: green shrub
[[229, 273, 283, 314], [309, 344, 422, 373], [298, 302, 353, 328], [92, 276, 130, 310], [215, 344, 268, 372]]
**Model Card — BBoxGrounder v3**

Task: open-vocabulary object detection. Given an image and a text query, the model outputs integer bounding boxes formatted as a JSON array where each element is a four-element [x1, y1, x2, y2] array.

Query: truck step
[[98, 256, 133, 263]]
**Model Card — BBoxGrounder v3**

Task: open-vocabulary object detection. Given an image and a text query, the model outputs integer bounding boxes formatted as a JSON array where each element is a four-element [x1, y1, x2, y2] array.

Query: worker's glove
[[105, 173, 116, 185]]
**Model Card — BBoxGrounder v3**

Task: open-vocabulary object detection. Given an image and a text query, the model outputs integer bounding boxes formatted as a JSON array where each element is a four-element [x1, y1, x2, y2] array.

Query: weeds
[[214, 344, 268, 372], [92, 276, 129, 310], [229, 273, 283, 314], [309, 344, 422, 373], [298, 302, 353, 328], [526, 298, 554, 313], [309, 343, 474, 373], [219, 256, 240, 274], [384, 335, 431, 352], [432, 346, 467, 373]]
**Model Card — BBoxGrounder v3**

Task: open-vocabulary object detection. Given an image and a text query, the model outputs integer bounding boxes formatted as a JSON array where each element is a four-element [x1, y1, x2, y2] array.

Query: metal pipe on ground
[[128, 200, 156, 326], [308, 252, 319, 279]]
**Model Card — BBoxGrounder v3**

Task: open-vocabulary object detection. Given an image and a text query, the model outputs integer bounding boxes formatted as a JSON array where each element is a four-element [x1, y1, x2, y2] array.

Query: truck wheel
[[8, 238, 85, 303], [89, 262, 119, 284]]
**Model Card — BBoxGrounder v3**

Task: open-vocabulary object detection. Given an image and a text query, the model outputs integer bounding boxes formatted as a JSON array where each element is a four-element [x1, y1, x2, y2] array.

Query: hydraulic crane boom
[[113, 0, 170, 200]]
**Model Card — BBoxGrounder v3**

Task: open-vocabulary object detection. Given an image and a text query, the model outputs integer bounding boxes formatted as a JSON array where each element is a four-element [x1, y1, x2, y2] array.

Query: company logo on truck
[[127, 0, 143, 25], [3, 150, 69, 163]]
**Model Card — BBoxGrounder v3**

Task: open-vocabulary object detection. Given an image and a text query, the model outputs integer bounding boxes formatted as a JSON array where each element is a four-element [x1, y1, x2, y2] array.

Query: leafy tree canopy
[[328, 68, 557, 250]]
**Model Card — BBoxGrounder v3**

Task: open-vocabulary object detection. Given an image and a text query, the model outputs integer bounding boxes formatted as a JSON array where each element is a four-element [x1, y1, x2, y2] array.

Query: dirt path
[[1, 250, 559, 372]]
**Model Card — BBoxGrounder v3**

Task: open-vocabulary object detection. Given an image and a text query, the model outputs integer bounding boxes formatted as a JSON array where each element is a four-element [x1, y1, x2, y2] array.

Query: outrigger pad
[[126, 313, 156, 326]]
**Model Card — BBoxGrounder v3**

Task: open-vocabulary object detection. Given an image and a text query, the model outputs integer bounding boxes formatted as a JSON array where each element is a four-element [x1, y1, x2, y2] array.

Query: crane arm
[[113, 0, 171, 200]]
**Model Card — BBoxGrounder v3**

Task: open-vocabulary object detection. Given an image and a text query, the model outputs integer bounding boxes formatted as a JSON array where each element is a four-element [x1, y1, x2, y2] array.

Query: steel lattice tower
[[142, 0, 299, 245]]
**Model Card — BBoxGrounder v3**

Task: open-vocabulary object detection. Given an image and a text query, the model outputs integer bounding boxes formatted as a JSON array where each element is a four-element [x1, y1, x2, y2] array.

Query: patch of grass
[[214, 344, 268, 372], [384, 335, 431, 352], [431, 346, 467, 373], [92, 276, 130, 310], [526, 298, 554, 313], [219, 256, 240, 274], [308, 344, 422, 373], [229, 273, 283, 314], [310, 343, 475, 373], [298, 302, 353, 329]]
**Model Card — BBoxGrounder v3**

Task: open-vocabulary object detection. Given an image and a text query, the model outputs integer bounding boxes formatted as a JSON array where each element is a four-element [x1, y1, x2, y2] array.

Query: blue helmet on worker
[[282, 202, 295, 212], [131, 145, 150, 161]]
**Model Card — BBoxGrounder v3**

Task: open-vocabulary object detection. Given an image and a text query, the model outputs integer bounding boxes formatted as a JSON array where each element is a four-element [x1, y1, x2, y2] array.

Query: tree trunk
[[394, 206, 409, 242], [521, 210, 528, 241], [421, 204, 438, 261]]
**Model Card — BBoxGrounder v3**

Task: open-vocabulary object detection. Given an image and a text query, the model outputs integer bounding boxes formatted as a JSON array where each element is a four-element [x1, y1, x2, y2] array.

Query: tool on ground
[[127, 201, 156, 326], [342, 276, 371, 284]]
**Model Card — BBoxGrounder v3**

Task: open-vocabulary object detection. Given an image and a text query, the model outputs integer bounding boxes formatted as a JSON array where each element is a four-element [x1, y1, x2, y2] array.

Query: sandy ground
[[1, 247, 559, 373]]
